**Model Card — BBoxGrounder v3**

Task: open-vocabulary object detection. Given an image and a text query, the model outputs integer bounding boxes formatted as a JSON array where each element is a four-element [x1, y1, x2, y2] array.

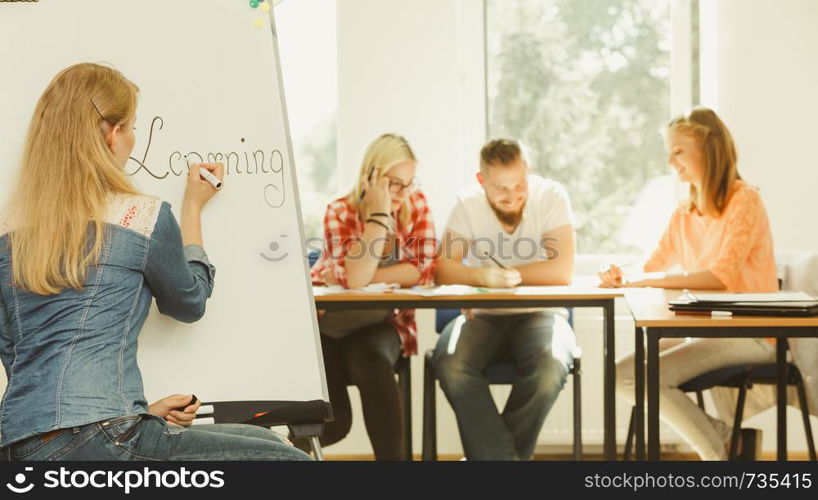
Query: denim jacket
[[0, 194, 215, 447]]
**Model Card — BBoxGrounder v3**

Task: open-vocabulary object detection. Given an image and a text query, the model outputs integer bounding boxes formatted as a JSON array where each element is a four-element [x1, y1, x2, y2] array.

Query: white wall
[[337, 0, 485, 229], [704, 0, 818, 253]]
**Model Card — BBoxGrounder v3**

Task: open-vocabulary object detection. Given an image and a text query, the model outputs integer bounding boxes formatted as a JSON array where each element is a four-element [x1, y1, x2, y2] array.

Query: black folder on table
[[669, 292, 818, 317]]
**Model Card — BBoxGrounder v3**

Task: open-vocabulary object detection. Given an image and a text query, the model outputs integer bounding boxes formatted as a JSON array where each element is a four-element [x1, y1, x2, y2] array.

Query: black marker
[[174, 394, 198, 412]]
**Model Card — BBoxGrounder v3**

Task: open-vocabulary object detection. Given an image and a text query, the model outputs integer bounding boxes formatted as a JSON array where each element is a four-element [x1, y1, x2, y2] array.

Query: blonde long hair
[[668, 107, 740, 216], [346, 133, 416, 226], [8, 63, 140, 295]]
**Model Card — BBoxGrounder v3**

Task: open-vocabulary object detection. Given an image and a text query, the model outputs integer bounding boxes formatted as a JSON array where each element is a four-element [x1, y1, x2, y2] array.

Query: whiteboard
[[0, 1, 328, 413]]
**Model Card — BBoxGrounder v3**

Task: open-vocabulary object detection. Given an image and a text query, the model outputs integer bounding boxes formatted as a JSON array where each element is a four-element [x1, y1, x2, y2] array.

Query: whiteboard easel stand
[[194, 399, 331, 460], [290, 422, 325, 461]]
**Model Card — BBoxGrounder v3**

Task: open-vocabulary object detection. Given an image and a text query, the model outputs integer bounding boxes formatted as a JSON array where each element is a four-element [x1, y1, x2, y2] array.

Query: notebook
[[669, 291, 818, 317]]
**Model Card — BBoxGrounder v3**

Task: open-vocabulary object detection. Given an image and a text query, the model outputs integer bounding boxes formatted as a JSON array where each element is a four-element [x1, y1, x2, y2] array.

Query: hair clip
[[90, 99, 108, 122]]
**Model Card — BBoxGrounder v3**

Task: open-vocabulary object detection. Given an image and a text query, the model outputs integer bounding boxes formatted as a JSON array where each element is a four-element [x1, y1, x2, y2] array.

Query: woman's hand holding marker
[[148, 394, 202, 428], [184, 161, 225, 211], [198, 167, 222, 190], [184, 156, 222, 190], [180, 161, 223, 247]]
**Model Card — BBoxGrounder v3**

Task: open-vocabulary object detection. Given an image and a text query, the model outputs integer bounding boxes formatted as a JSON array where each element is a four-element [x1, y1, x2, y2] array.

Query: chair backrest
[[678, 363, 803, 392], [435, 309, 461, 333], [307, 249, 321, 269], [435, 307, 575, 334], [777, 249, 818, 295], [436, 311, 579, 383]]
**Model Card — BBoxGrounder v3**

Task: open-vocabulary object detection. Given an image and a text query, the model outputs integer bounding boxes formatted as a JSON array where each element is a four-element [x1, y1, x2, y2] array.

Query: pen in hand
[[482, 251, 510, 270], [185, 157, 222, 190], [480, 251, 521, 288], [173, 394, 198, 412]]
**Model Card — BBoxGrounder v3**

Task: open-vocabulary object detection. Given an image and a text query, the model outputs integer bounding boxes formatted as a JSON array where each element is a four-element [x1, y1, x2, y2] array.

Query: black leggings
[[299, 322, 404, 460]]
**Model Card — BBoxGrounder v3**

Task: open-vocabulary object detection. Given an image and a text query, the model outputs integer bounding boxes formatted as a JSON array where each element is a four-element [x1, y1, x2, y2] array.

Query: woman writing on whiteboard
[[0, 63, 310, 461], [599, 108, 778, 460], [308, 133, 436, 460]]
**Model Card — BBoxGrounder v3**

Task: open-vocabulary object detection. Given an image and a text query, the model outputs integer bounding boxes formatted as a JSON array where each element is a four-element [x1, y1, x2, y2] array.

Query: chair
[[308, 250, 413, 460], [422, 308, 583, 460], [623, 358, 817, 461]]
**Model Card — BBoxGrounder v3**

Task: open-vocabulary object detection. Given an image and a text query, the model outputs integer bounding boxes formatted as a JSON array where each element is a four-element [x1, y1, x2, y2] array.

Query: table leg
[[634, 325, 645, 460], [647, 328, 661, 461], [603, 300, 616, 460], [777, 337, 788, 461]]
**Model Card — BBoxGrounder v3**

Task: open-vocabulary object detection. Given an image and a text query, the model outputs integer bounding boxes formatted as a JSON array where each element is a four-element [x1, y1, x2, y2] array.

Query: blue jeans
[[6, 414, 313, 461], [432, 311, 575, 460]]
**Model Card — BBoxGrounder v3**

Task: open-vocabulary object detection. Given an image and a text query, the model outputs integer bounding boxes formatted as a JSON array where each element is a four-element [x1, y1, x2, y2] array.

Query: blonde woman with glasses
[[307, 133, 436, 460]]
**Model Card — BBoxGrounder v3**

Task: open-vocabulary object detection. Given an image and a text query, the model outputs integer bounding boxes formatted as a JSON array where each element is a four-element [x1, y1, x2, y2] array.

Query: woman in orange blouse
[[599, 108, 777, 460]]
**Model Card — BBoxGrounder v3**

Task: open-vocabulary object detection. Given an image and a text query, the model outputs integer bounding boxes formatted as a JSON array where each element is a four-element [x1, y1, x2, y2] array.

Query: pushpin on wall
[[254, 17, 265, 28], [250, 0, 260, 8], [260, 3, 271, 13]]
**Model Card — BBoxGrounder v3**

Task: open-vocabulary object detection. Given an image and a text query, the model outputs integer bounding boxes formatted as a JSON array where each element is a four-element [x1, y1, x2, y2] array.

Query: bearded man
[[432, 138, 578, 460]]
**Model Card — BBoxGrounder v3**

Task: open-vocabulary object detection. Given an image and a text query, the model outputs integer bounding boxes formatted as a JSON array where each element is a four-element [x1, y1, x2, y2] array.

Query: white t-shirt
[[445, 174, 574, 314]]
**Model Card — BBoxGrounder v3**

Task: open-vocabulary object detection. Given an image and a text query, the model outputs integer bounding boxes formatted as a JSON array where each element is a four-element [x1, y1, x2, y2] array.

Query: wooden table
[[625, 288, 818, 461], [314, 283, 624, 460]]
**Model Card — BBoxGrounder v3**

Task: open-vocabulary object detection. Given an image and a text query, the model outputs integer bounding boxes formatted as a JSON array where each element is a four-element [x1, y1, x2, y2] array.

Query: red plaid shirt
[[311, 191, 437, 356]]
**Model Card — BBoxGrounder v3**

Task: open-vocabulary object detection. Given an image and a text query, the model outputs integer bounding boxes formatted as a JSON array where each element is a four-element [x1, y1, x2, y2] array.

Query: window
[[276, 0, 338, 240], [486, 0, 676, 254]]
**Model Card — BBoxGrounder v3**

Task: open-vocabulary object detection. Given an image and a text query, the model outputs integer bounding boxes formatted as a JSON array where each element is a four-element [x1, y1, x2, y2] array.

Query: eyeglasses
[[387, 177, 419, 194]]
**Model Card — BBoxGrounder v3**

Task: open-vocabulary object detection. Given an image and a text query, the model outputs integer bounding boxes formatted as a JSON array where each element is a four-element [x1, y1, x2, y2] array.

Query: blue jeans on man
[[432, 311, 575, 460]]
